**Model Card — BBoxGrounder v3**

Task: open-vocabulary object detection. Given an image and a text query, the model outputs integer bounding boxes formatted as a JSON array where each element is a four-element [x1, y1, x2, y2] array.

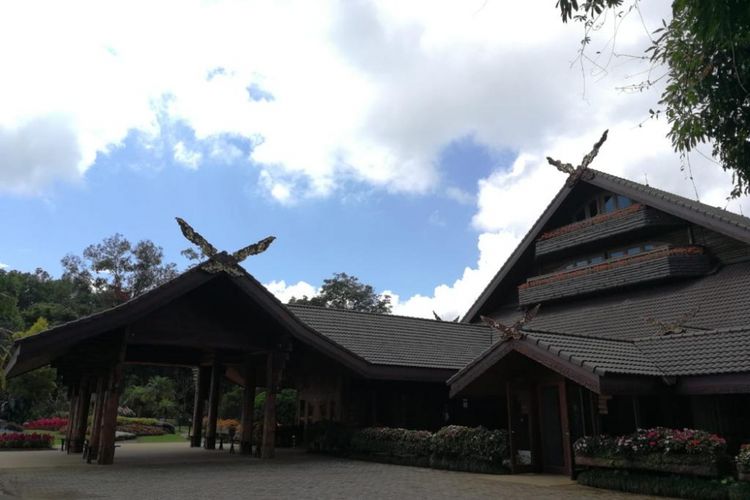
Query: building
[[5, 167, 750, 472]]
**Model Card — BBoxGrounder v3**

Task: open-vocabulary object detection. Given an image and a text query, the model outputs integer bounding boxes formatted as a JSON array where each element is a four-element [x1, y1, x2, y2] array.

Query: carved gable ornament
[[481, 304, 541, 342], [546, 129, 608, 187], [176, 217, 275, 277]]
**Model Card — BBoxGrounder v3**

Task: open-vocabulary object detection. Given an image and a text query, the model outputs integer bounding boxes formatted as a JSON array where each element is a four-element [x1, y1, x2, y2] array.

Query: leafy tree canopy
[[62, 233, 178, 306], [557, 0, 750, 196], [288, 272, 392, 314]]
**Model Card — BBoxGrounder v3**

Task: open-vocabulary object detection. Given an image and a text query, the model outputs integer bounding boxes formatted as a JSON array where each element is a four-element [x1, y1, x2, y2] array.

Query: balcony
[[536, 204, 681, 257], [518, 246, 711, 306]]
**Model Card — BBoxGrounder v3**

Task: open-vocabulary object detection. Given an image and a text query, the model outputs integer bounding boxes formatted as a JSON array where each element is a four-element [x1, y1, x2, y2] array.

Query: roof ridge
[[287, 303, 492, 329]]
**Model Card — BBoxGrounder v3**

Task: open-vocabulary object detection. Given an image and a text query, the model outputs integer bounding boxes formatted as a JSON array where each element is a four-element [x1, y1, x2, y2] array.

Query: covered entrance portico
[[447, 333, 659, 476], [4, 265, 373, 465]]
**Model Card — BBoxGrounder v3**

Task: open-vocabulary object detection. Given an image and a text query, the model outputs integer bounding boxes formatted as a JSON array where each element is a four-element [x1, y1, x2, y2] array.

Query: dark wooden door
[[537, 381, 571, 474], [506, 383, 536, 473]]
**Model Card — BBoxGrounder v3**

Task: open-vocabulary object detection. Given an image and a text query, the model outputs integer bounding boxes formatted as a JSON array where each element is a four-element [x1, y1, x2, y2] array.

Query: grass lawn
[[135, 433, 188, 444]]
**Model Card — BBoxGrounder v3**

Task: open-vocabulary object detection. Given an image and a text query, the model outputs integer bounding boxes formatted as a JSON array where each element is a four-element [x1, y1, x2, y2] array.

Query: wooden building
[[5, 167, 750, 472]]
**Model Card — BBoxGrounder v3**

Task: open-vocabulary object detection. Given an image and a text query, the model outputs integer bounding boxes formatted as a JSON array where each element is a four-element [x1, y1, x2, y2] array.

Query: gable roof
[[4, 265, 375, 379], [463, 168, 750, 322], [288, 304, 494, 370], [448, 323, 750, 397]]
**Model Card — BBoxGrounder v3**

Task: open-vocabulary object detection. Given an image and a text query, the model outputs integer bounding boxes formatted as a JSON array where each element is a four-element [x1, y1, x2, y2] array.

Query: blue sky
[[1, 128, 509, 300], [2, 1, 746, 318]]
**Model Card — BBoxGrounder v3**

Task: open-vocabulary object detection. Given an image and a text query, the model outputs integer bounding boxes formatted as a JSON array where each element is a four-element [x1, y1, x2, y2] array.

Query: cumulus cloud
[[0, 262, 8, 270], [173, 141, 202, 169], [263, 280, 318, 304]]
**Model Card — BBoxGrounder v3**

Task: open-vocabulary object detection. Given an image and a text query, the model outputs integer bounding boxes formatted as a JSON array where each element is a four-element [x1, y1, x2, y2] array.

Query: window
[[610, 250, 626, 259], [571, 193, 635, 222], [602, 195, 616, 213], [627, 246, 642, 255]]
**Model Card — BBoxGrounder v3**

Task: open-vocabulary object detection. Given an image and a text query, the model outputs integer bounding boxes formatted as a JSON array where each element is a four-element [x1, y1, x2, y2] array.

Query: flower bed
[[430, 425, 509, 473], [574, 428, 728, 477], [23, 417, 68, 431], [0, 433, 54, 449], [117, 423, 166, 436], [577, 469, 744, 500]]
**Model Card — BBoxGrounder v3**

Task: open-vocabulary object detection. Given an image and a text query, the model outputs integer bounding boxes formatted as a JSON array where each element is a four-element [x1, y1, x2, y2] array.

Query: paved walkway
[[0, 443, 658, 499]]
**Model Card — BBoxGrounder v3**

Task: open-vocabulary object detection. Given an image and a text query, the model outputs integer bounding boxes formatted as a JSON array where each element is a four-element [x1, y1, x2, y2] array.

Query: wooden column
[[65, 384, 79, 453], [204, 359, 222, 450], [70, 376, 92, 453], [240, 357, 257, 455], [97, 333, 127, 466], [261, 353, 278, 459], [87, 377, 106, 462], [190, 366, 210, 448]]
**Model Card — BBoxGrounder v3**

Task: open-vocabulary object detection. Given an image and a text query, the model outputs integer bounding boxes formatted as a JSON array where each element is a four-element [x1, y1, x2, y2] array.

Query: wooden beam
[[204, 359, 222, 450], [240, 357, 257, 455], [70, 376, 92, 453], [261, 353, 277, 459], [190, 366, 210, 447], [87, 376, 106, 462]]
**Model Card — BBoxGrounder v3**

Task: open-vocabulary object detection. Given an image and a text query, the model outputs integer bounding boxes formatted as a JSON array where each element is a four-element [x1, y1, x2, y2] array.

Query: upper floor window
[[573, 193, 634, 222], [559, 243, 658, 271]]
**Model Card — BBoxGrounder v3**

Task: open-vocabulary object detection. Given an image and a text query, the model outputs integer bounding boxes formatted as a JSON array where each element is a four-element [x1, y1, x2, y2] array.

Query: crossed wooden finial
[[481, 304, 541, 342], [176, 217, 275, 277], [645, 308, 700, 336], [546, 129, 608, 187]]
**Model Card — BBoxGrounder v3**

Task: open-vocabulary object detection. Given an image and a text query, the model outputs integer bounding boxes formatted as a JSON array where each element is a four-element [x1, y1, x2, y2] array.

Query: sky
[[2, 0, 749, 320]]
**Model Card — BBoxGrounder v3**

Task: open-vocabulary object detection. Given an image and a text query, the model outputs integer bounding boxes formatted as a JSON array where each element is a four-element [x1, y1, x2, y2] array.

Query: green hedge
[[310, 423, 509, 474], [577, 469, 747, 500]]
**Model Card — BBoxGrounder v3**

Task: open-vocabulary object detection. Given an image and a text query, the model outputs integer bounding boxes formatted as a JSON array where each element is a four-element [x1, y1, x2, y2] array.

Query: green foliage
[[577, 469, 735, 500], [219, 385, 242, 419], [431, 425, 508, 464], [319, 425, 510, 473], [289, 272, 391, 314], [557, 0, 750, 197], [61, 233, 178, 306], [254, 389, 298, 426], [121, 376, 178, 419]]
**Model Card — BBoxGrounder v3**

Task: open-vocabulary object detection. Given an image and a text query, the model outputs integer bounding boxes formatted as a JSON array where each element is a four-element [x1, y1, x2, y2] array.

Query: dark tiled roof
[[287, 304, 495, 370], [636, 327, 750, 376], [524, 330, 663, 376], [593, 170, 750, 233], [463, 167, 750, 322], [490, 261, 750, 341]]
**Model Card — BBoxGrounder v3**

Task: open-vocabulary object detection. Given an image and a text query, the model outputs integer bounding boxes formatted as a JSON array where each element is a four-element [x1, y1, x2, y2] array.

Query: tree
[[61, 234, 178, 306], [557, 0, 750, 196], [288, 272, 392, 314], [121, 376, 178, 418], [2, 318, 63, 423]]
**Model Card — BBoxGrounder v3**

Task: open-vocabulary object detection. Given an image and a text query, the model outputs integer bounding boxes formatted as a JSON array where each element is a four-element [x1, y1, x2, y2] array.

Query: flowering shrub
[[736, 444, 750, 471], [117, 424, 165, 436], [0, 433, 54, 449], [431, 425, 508, 463], [350, 427, 433, 457], [117, 406, 136, 417], [23, 417, 68, 431], [574, 427, 726, 459], [116, 417, 162, 427]]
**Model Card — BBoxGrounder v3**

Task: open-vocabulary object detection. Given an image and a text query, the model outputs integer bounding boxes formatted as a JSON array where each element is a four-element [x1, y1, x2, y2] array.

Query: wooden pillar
[[190, 366, 210, 448], [71, 377, 92, 453], [261, 353, 278, 459], [87, 377, 106, 462], [204, 360, 222, 450], [97, 363, 123, 465], [240, 357, 257, 455], [65, 384, 79, 453]]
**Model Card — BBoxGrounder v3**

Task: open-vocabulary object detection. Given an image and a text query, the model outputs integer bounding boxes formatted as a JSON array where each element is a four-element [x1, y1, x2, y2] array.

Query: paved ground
[[0, 442, 658, 499]]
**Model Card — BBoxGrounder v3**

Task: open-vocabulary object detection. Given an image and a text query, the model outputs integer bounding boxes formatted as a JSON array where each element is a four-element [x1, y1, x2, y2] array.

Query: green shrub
[[729, 481, 750, 500], [350, 427, 432, 458], [578, 469, 734, 500], [432, 425, 508, 463]]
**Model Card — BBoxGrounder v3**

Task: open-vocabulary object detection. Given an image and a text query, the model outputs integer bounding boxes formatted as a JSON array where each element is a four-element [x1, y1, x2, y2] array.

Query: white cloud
[[173, 141, 202, 169], [0, 262, 8, 270], [263, 280, 318, 304]]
